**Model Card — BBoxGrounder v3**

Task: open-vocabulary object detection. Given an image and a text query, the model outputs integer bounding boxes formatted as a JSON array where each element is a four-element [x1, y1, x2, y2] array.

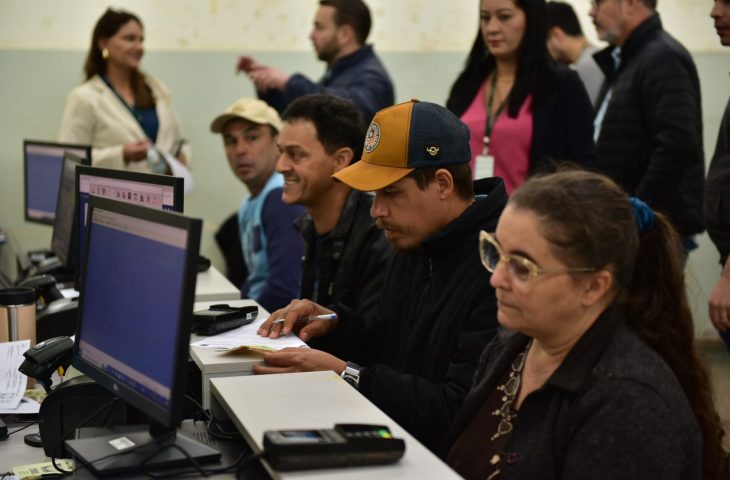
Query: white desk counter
[[194, 265, 241, 302], [210, 371, 461, 480], [190, 299, 269, 409]]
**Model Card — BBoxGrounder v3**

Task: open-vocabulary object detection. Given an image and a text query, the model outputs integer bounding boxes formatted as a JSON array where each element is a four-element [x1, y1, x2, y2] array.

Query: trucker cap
[[210, 97, 283, 133], [333, 99, 470, 191]]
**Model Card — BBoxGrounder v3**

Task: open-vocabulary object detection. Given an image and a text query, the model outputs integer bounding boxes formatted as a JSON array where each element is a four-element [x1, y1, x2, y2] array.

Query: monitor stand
[[64, 422, 221, 477]]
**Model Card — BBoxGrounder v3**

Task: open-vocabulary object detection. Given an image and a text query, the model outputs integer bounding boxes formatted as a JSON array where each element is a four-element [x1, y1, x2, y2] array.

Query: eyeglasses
[[479, 231, 597, 291]]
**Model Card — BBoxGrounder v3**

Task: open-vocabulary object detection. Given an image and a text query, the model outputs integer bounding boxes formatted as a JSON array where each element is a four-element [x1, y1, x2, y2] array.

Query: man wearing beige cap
[[210, 98, 303, 311], [255, 99, 508, 453]]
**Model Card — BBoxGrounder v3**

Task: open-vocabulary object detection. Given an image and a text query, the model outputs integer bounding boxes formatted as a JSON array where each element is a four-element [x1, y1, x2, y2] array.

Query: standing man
[[275, 94, 392, 358], [590, 0, 704, 255], [256, 100, 508, 453], [705, 0, 730, 351], [546, 1, 604, 107], [210, 98, 304, 312], [236, 0, 394, 122]]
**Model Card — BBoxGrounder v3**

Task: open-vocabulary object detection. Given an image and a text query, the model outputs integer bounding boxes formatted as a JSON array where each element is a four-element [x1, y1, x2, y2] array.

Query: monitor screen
[[24, 140, 91, 225], [50, 153, 83, 268], [66, 197, 217, 475], [73, 196, 201, 428], [75, 166, 184, 286]]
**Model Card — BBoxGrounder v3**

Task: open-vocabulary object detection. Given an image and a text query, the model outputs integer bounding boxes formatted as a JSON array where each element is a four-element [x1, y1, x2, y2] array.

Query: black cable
[[1, 472, 13, 480], [6, 421, 38, 436], [50, 397, 120, 475]]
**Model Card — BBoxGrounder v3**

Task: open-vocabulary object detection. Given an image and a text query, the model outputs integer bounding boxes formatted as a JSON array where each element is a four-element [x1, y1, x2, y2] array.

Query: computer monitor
[[65, 196, 218, 475], [75, 166, 184, 287], [24, 140, 91, 225], [50, 153, 84, 269]]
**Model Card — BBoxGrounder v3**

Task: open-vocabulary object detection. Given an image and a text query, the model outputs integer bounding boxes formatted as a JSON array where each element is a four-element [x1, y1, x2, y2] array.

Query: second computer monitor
[[24, 140, 91, 225], [75, 166, 184, 287]]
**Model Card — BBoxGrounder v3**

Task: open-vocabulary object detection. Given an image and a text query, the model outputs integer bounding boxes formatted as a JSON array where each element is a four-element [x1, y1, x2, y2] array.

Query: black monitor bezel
[[72, 195, 201, 429], [74, 165, 184, 288], [23, 139, 91, 226], [50, 152, 84, 269]]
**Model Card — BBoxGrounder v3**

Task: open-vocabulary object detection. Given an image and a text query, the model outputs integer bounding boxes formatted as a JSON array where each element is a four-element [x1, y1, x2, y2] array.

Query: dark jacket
[[705, 97, 730, 264], [260, 45, 394, 122], [330, 178, 507, 453], [447, 64, 595, 173], [295, 190, 392, 359], [444, 308, 702, 480], [593, 14, 704, 236]]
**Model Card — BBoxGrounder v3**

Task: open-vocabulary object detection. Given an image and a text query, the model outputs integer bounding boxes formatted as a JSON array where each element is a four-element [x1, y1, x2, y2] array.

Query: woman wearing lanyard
[[59, 8, 190, 174], [446, 0, 594, 194]]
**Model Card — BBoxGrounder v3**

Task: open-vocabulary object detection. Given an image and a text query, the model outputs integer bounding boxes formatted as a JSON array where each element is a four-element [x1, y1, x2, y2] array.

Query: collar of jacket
[[420, 176, 507, 260], [294, 189, 363, 242], [88, 73, 168, 101], [327, 44, 374, 75], [593, 13, 662, 79], [544, 306, 623, 392]]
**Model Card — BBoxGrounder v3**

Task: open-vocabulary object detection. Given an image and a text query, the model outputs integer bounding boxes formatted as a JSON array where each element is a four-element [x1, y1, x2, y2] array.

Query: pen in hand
[[272, 313, 337, 325]]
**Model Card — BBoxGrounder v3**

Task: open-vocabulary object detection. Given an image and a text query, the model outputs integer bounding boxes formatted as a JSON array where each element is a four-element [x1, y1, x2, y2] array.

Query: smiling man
[[256, 99, 508, 453], [235, 0, 394, 122], [210, 98, 304, 311], [274, 94, 391, 358]]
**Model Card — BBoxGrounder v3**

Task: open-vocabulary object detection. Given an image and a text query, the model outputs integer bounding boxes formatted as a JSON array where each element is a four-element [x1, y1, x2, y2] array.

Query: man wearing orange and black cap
[[255, 99, 508, 453]]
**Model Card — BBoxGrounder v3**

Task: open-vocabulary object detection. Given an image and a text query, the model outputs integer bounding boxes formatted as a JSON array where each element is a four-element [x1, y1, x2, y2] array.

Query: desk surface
[[211, 371, 461, 480], [194, 265, 241, 302]]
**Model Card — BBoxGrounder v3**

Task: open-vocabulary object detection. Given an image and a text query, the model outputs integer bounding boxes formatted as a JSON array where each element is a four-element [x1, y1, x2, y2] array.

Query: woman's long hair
[[509, 170, 727, 479], [83, 8, 154, 108], [446, 0, 557, 118]]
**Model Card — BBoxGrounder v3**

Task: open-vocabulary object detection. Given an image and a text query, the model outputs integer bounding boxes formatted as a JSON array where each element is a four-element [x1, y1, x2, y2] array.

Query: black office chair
[[214, 212, 246, 289]]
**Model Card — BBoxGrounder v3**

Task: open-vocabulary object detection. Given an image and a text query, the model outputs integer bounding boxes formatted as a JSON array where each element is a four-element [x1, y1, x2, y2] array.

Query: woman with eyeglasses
[[446, 0, 594, 194], [444, 170, 727, 480], [59, 8, 190, 174]]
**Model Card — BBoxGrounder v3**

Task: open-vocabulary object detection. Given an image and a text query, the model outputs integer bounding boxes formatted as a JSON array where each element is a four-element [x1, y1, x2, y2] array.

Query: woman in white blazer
[[59, 8, 191, 174]]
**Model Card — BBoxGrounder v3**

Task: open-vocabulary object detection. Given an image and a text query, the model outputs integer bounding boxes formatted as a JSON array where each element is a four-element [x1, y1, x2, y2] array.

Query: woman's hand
[[123, 139, 150, 163]]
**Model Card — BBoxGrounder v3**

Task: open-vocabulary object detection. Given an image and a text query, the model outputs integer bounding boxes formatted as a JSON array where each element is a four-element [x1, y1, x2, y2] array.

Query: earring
[[102, 48, 109, 60]]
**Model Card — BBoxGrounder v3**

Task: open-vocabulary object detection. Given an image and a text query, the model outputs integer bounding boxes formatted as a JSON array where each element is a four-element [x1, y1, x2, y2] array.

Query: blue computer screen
[[77, 207, 187, 408], [25, 143, 89, 223]]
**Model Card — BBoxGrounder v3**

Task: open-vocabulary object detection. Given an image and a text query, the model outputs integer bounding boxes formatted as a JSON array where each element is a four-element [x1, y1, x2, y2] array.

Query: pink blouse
[[460, 82, 534, 194]]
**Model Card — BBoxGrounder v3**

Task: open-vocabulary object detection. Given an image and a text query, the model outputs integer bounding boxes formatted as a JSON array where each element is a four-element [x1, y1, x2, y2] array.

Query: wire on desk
[[6, 421, 38, 436]]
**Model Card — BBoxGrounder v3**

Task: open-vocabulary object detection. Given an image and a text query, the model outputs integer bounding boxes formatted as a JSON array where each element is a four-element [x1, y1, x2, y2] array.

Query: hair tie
[[629, 197, 655, 233]]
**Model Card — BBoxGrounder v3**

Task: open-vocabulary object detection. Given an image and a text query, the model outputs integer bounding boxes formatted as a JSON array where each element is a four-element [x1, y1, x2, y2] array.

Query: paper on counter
[[0, 339, 31, 410], [191, 315, 307, 351], [0, 396, 41, 415]]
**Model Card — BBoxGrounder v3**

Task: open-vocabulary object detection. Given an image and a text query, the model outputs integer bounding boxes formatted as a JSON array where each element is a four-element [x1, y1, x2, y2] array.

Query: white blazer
[[58, 74, 192, 173]]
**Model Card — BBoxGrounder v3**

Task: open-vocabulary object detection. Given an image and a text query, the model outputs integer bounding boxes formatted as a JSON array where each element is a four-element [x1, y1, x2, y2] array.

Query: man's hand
[[246, 65, 290, 92], [258, 299, 337, 342], [253, 348, 346, 375], [709, 274, 730, 333]]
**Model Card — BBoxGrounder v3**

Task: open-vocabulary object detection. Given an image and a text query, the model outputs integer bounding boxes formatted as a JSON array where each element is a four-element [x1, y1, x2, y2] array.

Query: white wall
[[0, 0, 727, 340]]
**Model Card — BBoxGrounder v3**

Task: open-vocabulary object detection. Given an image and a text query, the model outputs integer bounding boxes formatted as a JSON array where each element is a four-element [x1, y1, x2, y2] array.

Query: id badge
[[474, 154, 495, 180]]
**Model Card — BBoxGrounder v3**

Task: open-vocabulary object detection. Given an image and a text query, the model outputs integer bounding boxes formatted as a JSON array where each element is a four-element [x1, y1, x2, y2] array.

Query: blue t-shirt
[[238, 173, 304, 311]]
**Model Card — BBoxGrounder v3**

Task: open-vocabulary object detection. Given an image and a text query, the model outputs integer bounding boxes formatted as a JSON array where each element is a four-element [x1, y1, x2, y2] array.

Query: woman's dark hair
[[84, 8, 153, 108], [281, 94, 366, 164], [446, 0, 557, 118], [509, 169, 726, 479]]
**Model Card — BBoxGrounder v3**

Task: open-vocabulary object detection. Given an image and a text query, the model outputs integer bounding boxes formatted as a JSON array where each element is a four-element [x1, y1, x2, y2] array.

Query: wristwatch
[[341, 361, 361, 389]]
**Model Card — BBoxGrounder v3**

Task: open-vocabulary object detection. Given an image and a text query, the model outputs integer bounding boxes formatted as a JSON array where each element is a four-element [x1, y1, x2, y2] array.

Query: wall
[[0, 0, 727, 339]]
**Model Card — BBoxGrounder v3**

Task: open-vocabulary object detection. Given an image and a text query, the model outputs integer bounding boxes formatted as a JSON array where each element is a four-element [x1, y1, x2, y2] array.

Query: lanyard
[[101, 76, 146, 132], [483, 72, 508, 154]]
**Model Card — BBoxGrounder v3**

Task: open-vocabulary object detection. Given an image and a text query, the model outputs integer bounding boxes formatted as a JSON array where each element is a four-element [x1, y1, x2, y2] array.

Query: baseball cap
[[333, 99, 471, 191], [210, 97, 283, 133]]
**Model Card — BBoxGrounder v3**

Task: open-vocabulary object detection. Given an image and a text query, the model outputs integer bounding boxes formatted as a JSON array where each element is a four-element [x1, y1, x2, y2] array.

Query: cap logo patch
[[426, 146, 440, 156], [364, 122, 381, 153]]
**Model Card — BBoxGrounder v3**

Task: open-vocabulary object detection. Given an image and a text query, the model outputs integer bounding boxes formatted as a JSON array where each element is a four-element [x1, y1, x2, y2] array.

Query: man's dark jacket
[[329, 177, 507, 453], [296, 190, 392, 359], [705, 97, 730, 263], [443, 308, 702, 479], [593, 14, 704, 236], [260, 45, 394, 122]]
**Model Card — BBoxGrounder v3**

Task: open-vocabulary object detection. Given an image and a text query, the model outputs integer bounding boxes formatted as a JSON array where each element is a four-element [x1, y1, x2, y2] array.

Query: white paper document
[[161, 150, 194, 193], [0, 396, 41, 415], [191, 314, 307, 351], [0, 339, 31, 410]]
